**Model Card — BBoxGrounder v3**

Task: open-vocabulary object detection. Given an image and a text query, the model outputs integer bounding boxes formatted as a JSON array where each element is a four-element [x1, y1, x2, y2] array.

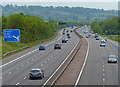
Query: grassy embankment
[[100, 35, 120, 42], [2, 32, 57, 59]]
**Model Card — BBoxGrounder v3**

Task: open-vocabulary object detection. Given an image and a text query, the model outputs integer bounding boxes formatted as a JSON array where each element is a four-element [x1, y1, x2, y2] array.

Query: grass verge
[[2, 32, 57, 59], [100, 35, 120, 42]]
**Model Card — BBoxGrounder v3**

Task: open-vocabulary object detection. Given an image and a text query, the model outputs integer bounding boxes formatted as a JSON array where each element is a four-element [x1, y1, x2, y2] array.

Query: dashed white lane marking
[[41, 64, 43, 67], [103, 73, 105, 76], [103, 79, 105, 82], [16, 68, 18, 70], [16, 82, 19, 85], [0, 77, 2, 80], [32, 59, 34, 60], [103, 65, 104, 68], [9, 72, 11, 74], [48, 59, 50, 60], [51, 56, 53, 58], [103, 69, 104, 71], [24, 77, 26, 80], [45, 61, 47, 63], [22, 65, 24, 66]]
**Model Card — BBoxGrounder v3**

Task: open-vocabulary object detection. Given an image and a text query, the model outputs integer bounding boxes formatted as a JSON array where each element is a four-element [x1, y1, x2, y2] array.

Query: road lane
[[2, 28, 79, 85], [76, 27, 118, 86]]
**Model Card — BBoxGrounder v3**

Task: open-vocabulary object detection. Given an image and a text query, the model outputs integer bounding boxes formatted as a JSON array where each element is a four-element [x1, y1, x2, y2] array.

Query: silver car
[[100, 43, 105, 47], [108, 55, 118, 63], [29, 68, 44, 79]]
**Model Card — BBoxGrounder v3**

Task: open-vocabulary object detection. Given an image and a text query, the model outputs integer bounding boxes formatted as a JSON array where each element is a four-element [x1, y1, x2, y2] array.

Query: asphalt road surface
[[76, 27, 118, 86], [1, 27, 79, 86]]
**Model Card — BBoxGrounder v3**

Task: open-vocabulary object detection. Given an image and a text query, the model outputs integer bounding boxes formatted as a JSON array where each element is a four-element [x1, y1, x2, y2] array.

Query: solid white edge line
[[74, 36, 89, 87], [108, 39, 118, 46], [43, 37, 79, 86], [1, 49, 37, 67], [1, 30, 63, 67]]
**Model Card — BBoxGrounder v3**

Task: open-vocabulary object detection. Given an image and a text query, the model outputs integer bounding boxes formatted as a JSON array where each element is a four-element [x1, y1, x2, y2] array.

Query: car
[[67, 36, 71, 38], [101, 39, 106, 43], [70, 30, 73, 32], [100, 43, 105, 47], [66, 30, 69, 33], [88, 33, 91, 36], [67, 33, 71, 38], [29, 68, 44, 79], [62, 32, 65, 34], [96, 37, 99, 40], [108, 55, 118, 63], [94, 33, 98, 38], [104, 37, 107, 41], [39, 45, 45, 50], [65, 38, 68, 41], [54, 43, 61, 49], [86, 35, 89, 38], [62, 39, 67, 43]]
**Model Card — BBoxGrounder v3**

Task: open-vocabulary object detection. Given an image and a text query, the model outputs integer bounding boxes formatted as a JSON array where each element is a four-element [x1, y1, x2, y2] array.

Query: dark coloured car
[[67, 33, 71, 38], [62, 32, 65, 34], [108, 55, 118, 63], [96, 37, 99, 40], [62, 39, 67, 43], [86, 35, 89, 38], [54, 43, 61, 49], [66, 30, 69, 33], [70, 30, 73, 32], [29, 68, 44, 79]]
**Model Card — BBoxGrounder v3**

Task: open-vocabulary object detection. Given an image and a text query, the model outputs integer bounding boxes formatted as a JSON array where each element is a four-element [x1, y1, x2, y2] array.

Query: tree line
[[91, 16, 119, 35], [2, 4, 117, 22], [2, 12, 58, 43], [2, 12, 87, 43]]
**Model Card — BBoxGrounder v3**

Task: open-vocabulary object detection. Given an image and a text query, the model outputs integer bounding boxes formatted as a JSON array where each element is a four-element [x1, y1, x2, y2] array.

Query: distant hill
[[2, 4, 118, 22]]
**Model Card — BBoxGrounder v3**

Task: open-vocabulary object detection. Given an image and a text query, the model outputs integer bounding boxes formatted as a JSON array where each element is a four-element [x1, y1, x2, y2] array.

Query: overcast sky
[[0, 0, 119, 10], [0, 0, 119, 2]]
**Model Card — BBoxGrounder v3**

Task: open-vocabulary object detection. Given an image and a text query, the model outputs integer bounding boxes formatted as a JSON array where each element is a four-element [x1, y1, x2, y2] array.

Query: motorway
[[1, 27, 79, 86], [76, 27, 118, 86]]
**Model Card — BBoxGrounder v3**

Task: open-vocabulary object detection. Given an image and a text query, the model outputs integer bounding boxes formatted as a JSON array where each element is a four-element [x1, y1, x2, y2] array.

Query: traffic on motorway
[[1, 27, 80, 86], [1, 25, 119, 86], [76, 25, 118, 86]]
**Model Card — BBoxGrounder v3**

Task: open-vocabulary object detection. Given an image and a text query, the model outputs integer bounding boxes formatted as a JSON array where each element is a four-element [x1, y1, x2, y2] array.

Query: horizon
[[0, 2, 118, 10]]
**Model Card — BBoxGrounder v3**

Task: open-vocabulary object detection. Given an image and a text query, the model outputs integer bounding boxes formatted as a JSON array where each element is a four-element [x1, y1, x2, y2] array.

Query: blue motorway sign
[[4, 29, 20, 42], [71, 24, 74, 27]]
